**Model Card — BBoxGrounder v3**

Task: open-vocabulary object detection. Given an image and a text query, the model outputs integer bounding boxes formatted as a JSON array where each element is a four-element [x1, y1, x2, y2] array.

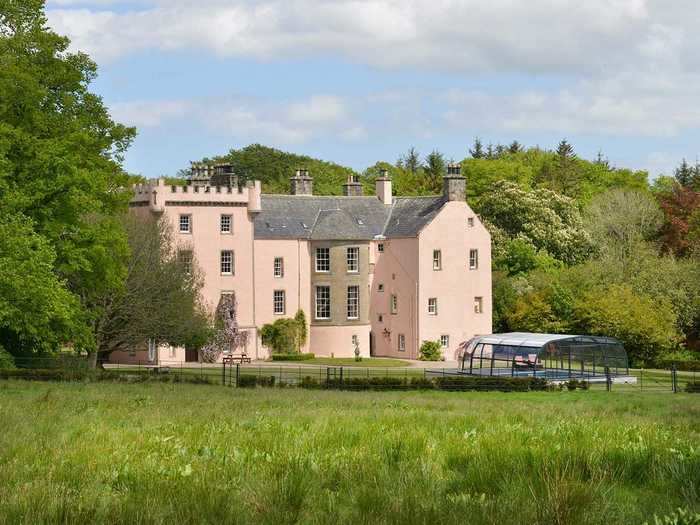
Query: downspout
[[251, 227, 258, 360]]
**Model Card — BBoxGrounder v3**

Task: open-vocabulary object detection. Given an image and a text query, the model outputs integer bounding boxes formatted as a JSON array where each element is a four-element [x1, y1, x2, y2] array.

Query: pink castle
[[114, 163, 491, 363]]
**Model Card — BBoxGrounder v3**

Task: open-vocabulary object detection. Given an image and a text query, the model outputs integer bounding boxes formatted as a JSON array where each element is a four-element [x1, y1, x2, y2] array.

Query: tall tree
[[401, 147, 421, 175], [423, 150, 445, 192], [674, 159, 694, 187], [508, 141, 522, 154], [469, 137, 485, 159], [91, 216, 210, 366], [585, 189, 663, 272], [0, 0, 136, 357]]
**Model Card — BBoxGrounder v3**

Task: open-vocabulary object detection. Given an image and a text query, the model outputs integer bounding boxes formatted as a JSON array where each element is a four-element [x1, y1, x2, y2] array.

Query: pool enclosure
[[460, 332, 629, 380]]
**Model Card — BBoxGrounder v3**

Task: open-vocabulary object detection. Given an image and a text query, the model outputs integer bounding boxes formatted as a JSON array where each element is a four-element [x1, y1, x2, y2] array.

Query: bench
[[223, 353, 251, 364]]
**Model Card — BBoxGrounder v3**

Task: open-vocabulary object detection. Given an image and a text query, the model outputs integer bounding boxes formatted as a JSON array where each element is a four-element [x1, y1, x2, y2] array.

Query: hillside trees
[[476, 181, 593, 266]]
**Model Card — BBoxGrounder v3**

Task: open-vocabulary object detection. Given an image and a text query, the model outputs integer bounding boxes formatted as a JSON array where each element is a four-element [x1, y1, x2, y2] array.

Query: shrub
[[686, 381, 700, 394], [657, 360, 700, 372], [566, 380, 578, 391], [237, 375, 276, 388], [0, 346, 16, 369], [324, 377, 407, 391], [299, 376, 320, 389], [579, 380, 590, 390], [409, 377, 435, 390], [419, 340, 442, 361], [433, 376, 546, 392], [270, 353, 315, 361]]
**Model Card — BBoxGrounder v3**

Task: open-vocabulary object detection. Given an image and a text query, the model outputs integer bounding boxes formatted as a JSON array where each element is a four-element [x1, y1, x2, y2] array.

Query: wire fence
[[2, 357, 698, 393]]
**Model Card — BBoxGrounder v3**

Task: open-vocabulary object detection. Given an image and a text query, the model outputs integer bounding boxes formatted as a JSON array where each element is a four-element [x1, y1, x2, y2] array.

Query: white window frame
[[398, 333, 406, 352], [178, 250, 193, 275], [377, 243, 384, 252], [274, 257, 284, 278], [428, 297, 438, 315], [179, 214, 191, 234], [469, 249, 479, 270], [346, 247, 359, 273], [273, 290, 286, 315], [220, 250, 234, 275], [440, 335, 449, 348], [378, 283, 384, 292], [315, 286, 331, 320], [474, 296, 483, 314], [433, 249, 442, 270], [390, 294, 398, 314], [347, 285, 359, 319], [315, 247, 330, 273], [220, 214, 232, 234], [467, 217, 475, 228]]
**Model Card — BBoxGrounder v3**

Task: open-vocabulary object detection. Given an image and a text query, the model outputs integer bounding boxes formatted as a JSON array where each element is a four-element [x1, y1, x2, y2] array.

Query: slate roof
[[254, 194, 446, 240]]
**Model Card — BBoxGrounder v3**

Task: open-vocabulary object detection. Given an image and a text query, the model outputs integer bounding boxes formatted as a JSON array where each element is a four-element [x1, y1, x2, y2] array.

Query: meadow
[[0, 381, 698, 525]]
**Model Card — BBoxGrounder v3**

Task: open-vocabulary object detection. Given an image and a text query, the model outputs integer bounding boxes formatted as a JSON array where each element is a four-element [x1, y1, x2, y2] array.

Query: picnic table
[[222, 353, 251, 364]]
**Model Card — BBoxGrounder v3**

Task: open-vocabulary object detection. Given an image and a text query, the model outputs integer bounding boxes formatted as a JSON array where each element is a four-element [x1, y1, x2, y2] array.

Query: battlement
[[131, 177, 261, 213]]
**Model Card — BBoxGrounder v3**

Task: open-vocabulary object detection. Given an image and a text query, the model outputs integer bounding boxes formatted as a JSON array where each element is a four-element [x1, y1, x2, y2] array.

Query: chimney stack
[[443, 163, 465, 201], [343, 174, 363, 197], [375, 168, 392, 206], [290, 168, 313, 195]]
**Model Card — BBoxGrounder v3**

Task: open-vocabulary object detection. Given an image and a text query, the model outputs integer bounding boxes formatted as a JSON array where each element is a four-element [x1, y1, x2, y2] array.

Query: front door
[[185, 348, 198, 362]]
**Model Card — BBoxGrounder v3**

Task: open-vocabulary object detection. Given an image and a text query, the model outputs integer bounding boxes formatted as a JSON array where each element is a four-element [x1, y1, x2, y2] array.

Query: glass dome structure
[[460, 332, 628, 379]]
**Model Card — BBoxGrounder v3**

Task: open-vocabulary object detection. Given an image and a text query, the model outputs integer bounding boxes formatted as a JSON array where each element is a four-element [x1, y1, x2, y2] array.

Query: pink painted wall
[[253, 239, 311, 358], [310, 324, 371, 358], [370, 238, 420, 359], [417, 201, 492, 360]]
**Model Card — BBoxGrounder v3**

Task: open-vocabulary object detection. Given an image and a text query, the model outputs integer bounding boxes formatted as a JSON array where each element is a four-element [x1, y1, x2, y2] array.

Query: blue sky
[[46, 0, 700, 179]]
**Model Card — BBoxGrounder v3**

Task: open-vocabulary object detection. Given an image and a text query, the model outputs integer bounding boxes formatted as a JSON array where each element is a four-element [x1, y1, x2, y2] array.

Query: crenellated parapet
[[130, 177, 262, 214]]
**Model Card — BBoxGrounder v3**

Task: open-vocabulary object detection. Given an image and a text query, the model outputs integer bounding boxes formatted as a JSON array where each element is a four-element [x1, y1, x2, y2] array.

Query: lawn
[[0, 381, 698, 525]]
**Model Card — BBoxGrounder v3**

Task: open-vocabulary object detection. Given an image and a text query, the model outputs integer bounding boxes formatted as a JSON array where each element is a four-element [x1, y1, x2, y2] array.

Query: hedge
[[270, 353, 315, 361], [0, 368, 214, 385], [299, 375, 549, 392], [686, 381, 700, 394], [657, 360, 700, 372]]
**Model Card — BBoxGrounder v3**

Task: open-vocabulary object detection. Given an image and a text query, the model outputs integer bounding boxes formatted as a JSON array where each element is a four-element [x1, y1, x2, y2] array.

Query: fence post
[[671, 363, 677, 393], [605, 366, 612, 392], [235, 363, 240, 388], [222, 362, 226, 386], [640, 368, 643, 392]]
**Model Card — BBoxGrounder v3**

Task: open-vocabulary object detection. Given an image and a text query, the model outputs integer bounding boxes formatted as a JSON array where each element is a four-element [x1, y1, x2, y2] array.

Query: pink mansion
[[117, 164, 492, 362]]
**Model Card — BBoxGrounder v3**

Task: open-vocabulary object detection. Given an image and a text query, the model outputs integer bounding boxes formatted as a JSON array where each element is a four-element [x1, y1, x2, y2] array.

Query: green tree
[[423, 150, 445, 192], [399, 147, 421, 175], [294, 309, 307, 352], [469, 137, 485, 159], [0, 0, 135, 357], [574, 285, 679, 366], [585, 189, 663, 271], [674, 159, 694, 187], [0, 213, 86, 359], [477, 181, 593, 265]]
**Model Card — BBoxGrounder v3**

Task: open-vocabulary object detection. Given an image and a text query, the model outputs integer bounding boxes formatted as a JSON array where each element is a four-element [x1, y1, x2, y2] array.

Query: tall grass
[[0, 381, 698, 524]]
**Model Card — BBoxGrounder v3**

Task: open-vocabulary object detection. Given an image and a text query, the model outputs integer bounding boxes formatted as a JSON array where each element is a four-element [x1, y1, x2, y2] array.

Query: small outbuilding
[[460, 332, 629, 380]]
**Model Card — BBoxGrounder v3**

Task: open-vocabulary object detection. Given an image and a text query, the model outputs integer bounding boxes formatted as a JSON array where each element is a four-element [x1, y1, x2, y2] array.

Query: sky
[[45, 0, 700, 179]]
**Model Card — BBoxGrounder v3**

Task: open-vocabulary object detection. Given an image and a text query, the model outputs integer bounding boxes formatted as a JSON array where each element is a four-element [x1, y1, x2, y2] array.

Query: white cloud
[[110, 100, 192, 127], [109, 94, 361, 144], [46, 0, 681, 73], [45, 0, 700, 167]]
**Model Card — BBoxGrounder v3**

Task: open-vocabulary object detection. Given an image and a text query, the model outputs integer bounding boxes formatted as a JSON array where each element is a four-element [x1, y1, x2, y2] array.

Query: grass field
[[0, 381, 698, 524]]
